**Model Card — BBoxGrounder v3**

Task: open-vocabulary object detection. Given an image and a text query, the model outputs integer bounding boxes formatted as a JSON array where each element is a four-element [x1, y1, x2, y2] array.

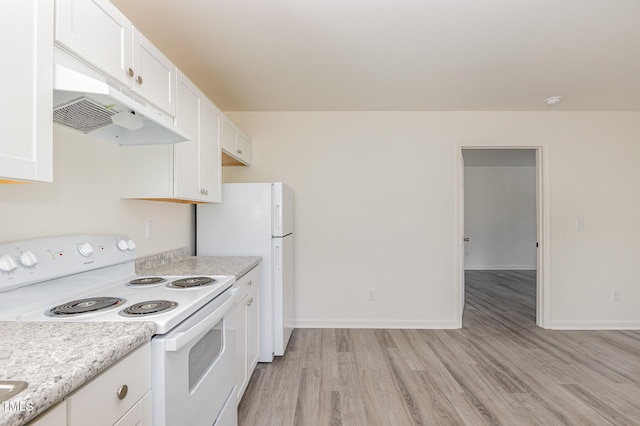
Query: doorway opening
[[456, 145, 549, 328]]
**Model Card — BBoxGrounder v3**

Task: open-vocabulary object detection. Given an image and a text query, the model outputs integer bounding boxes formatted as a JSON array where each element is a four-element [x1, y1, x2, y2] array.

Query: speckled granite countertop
[[137, 254, 262, 278], [0, 321, 155, 426]]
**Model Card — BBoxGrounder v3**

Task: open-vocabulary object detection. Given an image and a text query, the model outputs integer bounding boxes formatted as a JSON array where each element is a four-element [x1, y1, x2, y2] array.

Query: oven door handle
[[164, 287, 240, 352]]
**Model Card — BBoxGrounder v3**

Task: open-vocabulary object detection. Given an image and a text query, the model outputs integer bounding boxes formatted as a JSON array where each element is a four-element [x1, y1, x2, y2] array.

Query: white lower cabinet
[[233, 266, 261, 401], [28, 402, 66, 426], [29, 343, 151, 426], [113, 391, 151, 426], [66, 343, 151, 426]]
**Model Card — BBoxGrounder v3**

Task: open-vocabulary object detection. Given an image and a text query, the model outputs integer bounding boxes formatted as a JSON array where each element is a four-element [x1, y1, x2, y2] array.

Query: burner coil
[[47, 297, 126, 316]]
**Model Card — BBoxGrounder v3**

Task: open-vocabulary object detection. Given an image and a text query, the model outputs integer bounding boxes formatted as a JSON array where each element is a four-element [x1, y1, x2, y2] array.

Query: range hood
[[53, 50, 190, 145]]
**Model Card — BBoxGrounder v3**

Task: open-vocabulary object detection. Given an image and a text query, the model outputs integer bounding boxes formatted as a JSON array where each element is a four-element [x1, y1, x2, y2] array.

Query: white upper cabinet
[[200, 99, 223, 203], [236, 129, 252, 165], [120, 72, 221, 203], [55, 0, 133, 85], [131, 29, 176, 116], [221, 117, 237, 154], [221, 116, 252, 166], [173, 72, 202, 201], [0, 0, 53, 183], [55, 0, 176, 116]]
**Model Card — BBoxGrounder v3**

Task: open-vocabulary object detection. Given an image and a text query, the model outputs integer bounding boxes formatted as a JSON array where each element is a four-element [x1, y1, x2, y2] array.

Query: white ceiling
[[111, 0, 640, 112]]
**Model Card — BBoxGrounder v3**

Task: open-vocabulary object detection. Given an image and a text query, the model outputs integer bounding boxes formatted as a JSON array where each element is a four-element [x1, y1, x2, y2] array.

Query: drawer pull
[[116, 384, 128, 400]]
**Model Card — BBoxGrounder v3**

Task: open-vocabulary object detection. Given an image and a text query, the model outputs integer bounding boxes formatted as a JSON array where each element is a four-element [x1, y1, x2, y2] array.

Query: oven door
[[151, 287, 239, 426]]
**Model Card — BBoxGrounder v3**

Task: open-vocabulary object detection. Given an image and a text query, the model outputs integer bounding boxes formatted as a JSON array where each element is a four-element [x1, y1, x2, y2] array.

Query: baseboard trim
[[294, 319, 460, 329], [465, 266, 536, 270], [549, 321, 640, 330]]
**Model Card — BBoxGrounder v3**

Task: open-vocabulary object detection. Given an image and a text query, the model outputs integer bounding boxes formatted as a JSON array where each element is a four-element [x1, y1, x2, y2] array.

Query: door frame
[[454, 141, 551, 328]]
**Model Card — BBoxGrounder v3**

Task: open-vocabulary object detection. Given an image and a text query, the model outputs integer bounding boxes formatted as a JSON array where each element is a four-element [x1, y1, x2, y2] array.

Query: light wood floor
[[238, 270, 640, 425]]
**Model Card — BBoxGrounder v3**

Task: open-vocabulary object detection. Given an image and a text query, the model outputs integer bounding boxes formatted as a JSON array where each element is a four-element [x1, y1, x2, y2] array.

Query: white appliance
[[0, 234, 238, 426], [197, 182, 294, 362], [53, 48, 191, 145]]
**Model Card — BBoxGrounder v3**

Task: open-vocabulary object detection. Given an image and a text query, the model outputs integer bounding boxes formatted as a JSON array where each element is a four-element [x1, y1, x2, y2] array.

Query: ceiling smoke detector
[[545, 96, 562, 106]]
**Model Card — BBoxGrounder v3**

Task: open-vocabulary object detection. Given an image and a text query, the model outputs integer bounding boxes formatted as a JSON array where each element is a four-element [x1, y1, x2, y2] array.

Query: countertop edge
[[0, 321, 155, 426]]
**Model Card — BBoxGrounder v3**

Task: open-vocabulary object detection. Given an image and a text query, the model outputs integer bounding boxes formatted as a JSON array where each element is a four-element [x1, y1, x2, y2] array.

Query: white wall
[[0, 126, 193, 256], [464, 165, 536, 270], [224, 111, 640, 329]]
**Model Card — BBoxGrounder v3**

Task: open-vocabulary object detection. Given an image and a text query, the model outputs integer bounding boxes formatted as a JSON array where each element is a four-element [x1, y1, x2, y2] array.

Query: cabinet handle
[[116, 384, 128, 400], [127, 68, 134, 77], [247, 297, 254, 306], [200, 189, 208, 195], [248, 280, 252, 286], [136, 75, 143, 85], [236, 149, 243, 155]]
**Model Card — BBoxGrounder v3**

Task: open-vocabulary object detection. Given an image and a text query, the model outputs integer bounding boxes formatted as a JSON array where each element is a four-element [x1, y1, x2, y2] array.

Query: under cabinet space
[[120, 71, 221, 203]]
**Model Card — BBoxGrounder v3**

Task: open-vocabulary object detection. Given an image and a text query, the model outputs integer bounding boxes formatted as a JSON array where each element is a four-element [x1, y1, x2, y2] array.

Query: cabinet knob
[[136, 75, 143, 85], [200, 189, 209, 195], [127, 68, 134, 77], [247, 280, 252, 286], [236, 149, 243, 155], [116, 384, 128, 400], [247, 297, 254, 306]]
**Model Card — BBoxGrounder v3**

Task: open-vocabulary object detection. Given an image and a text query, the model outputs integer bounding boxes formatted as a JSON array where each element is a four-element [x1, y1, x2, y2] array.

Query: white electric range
[[0, 234, 239, 426]]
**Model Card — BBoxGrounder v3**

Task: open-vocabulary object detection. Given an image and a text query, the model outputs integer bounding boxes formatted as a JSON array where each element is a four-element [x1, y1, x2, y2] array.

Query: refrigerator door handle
[[275, 243, 280, 270]]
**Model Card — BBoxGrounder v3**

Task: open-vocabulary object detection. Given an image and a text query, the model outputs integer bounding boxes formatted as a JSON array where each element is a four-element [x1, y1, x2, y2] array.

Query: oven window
[[188, 318, 224, 391]]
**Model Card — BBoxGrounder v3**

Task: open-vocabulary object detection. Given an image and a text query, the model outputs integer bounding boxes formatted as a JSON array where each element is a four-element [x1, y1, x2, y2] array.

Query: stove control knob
[[117, 240, 129, 251], [19, 250, 38, 267], [126, 239, 136, 250], [0, 254, 18, 272], [78, 242, 94, 257]]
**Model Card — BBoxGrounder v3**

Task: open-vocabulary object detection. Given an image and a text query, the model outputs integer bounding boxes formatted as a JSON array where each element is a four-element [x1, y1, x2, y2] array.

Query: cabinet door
[[113, 391, 151, 426], [0, 0, 53, 183], [28, 402, 66, 426], [55, 0, 133, 85], [247, 284, 261, 375], [221, 116, 237, 154], [174, 72, 201, 201], [200, 99, 222, 203], [236, 130, 252, 165], [234, 292, 249, 401], [132, 28, 176, 116]]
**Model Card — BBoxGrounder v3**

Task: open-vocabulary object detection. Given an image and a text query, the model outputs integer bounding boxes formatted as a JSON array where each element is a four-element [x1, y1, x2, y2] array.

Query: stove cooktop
[[0, 235, 235, 335], [8, 274, 234, 334]]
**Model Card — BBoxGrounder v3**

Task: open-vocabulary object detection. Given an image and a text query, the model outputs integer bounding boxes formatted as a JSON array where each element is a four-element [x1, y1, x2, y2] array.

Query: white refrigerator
[[196, 182, 294, 362]]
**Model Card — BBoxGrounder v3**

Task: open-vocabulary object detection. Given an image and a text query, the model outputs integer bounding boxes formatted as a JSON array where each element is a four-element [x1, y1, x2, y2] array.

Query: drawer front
[[237, 266, 260, 296], [67, 343, 151, 426]]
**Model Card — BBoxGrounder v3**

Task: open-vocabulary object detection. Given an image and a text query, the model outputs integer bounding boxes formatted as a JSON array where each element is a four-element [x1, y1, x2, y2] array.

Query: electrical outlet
[[367, 288, 376, 301], [611, 290, 621, 302]]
